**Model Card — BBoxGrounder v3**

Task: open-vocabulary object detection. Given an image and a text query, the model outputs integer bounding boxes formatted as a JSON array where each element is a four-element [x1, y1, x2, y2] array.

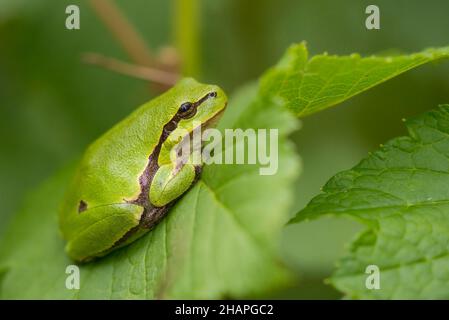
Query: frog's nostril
[[208, 91, 217, 98]]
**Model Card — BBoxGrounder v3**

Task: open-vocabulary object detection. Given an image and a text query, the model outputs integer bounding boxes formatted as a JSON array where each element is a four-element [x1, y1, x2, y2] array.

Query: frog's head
[[158, 78, 227, 165], [172, 78, 227, 132]]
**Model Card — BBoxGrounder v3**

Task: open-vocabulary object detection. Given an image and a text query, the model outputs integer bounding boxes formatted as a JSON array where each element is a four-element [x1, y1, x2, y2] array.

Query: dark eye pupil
[[179, 102, 192, 113]]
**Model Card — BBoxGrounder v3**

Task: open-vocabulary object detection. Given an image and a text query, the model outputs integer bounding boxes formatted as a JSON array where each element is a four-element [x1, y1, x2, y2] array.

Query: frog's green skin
[[59, 78, 227, 262]]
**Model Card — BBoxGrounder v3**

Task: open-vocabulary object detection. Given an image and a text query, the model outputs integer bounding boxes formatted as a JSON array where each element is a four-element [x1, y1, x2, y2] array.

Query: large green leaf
[[260, 43, 449, 117], [295, 105, 449, 299], [0, 84, 300, 299], [4, 40, 449, 299]]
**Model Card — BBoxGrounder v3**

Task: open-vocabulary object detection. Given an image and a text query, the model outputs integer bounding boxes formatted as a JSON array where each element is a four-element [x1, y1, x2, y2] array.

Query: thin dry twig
[[82, 52, 179, 86], [88, 0, 154, 67]]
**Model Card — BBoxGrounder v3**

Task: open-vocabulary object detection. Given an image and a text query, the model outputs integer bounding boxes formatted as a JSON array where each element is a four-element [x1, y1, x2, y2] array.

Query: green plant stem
[[173, 0, 201, 77]]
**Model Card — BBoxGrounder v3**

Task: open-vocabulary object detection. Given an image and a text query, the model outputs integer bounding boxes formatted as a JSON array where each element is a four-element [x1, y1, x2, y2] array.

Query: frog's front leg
[[149, 162, 197, 207]]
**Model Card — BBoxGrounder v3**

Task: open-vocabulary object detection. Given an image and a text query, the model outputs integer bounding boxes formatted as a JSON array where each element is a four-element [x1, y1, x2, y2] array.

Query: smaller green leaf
[[260, 42, 449, 117], [294, 105, 449, 299]]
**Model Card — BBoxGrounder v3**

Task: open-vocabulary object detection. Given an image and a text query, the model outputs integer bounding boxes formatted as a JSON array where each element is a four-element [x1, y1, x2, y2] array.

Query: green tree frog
[[59, 78, 227, 262]]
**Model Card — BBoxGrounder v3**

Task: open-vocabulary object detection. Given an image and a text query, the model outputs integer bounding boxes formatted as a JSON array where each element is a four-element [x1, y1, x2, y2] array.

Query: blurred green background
[[1, 0, 448, 299]]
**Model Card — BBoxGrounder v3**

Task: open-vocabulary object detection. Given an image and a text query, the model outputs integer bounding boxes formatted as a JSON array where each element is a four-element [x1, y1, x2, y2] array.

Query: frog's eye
[[178, 102, 196, 119]]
